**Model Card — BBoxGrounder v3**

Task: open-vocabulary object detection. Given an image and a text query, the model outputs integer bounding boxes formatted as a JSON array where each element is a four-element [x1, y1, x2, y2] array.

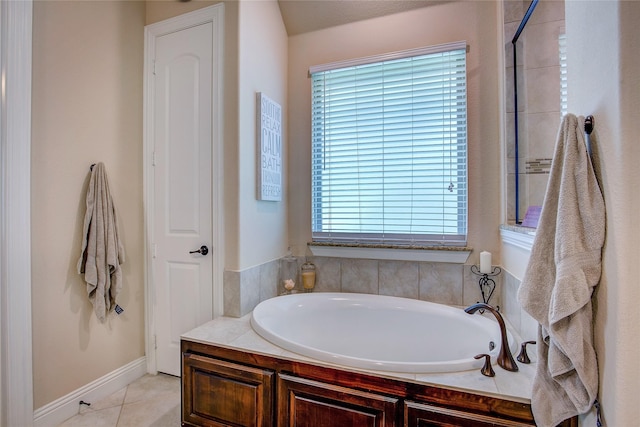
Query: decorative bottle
[[281, 249, 298, 294], [301, 261, 316, 292]]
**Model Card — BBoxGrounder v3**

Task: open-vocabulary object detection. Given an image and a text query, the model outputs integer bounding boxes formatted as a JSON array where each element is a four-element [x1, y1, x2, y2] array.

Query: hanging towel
[[517, 114, 604, 427], [77, 162, 125, 322]]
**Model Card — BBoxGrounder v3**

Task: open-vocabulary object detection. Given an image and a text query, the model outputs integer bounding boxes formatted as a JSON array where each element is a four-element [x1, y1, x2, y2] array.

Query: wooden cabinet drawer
[[404, 400, 534, 427], [277, 373, 399, 427]]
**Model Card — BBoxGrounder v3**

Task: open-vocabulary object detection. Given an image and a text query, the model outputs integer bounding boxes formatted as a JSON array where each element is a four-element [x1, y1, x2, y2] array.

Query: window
[[310, 42, 468, 246]]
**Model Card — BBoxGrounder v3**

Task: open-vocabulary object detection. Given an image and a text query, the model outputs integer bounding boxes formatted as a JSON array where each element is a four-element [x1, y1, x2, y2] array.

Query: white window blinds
[[311, 42, 468, 246], [559, 33, 568, 116]]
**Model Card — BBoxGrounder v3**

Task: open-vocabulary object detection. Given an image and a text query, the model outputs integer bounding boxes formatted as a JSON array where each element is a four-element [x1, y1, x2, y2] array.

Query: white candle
[[480, 251, 492, 274]]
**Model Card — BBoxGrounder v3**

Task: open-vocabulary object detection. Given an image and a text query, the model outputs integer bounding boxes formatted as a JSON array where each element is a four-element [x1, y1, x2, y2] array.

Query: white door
[[151, 20, 214, 377]]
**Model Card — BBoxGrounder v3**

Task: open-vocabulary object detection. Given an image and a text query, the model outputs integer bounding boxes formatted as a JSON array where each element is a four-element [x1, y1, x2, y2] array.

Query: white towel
[[518, 114, 604, 427], [77, 163, 125, 322]]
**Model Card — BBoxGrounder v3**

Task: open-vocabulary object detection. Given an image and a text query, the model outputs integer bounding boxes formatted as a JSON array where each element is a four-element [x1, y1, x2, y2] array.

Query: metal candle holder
[[470, 265, 502, 309]]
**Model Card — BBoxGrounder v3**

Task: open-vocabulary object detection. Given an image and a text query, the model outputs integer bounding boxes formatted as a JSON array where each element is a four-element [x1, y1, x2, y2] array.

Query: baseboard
[[33, 356, 147, 427]]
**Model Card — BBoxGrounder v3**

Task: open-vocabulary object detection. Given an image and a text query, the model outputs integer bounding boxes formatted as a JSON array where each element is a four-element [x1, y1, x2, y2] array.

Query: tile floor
[[57, 373, 181, 427]]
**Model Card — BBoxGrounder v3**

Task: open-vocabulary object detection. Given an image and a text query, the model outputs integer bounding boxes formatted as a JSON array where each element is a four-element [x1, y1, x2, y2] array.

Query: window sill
[[499, 224, 536, 252], [308, 242, 471, 263]]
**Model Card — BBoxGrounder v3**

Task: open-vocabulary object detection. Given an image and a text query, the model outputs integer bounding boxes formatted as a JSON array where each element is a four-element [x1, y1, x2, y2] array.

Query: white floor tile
[[58, 406, 122, 427], [117, 395, 180, 427], [57, 374, 180, 427]]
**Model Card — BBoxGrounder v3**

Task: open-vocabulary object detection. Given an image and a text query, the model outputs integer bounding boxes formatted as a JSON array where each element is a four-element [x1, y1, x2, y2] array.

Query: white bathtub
[[251, 292, 516, 374]]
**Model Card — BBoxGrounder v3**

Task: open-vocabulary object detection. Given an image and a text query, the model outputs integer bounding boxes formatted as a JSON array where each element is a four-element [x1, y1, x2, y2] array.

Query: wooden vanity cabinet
[[181, 339, 577, 427]]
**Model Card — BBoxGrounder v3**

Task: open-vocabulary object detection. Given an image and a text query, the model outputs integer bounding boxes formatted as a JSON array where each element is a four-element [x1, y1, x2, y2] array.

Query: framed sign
[[257, 92, 282, 201]]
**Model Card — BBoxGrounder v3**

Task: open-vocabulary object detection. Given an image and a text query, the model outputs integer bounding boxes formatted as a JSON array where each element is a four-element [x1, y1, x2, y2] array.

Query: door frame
[[143, 4, 225, 375], [0, 0, 34, 425]]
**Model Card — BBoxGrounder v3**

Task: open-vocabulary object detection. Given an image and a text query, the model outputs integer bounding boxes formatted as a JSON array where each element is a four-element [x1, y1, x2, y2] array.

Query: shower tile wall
[[224, 257, 503, 317], [504, 0, 565, 223]]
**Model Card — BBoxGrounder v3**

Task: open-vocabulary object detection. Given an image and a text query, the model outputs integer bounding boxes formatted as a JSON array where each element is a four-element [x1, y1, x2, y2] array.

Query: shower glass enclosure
[[503, 0, 566, 226]]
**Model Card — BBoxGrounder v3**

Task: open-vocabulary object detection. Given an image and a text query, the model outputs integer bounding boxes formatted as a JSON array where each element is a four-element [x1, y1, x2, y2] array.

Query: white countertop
[[182, 313, 536, 403]]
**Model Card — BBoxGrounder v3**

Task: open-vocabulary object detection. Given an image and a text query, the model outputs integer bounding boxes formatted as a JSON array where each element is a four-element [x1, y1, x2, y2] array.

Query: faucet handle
[[516, 340, 536, 364], [474, 354, 495, 377]]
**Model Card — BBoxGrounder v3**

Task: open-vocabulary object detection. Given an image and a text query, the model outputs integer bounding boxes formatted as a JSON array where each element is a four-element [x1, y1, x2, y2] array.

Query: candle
[[480, 251, 492, 274], [301, 261, 316, 291]]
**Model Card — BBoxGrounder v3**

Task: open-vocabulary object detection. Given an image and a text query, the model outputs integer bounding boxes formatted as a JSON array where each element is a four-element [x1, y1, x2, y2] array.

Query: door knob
[[189, 245, 209, 256]]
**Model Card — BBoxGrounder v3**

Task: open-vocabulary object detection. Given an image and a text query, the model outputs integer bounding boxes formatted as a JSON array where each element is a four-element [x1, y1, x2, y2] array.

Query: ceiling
[[277, 0, 450, 36]]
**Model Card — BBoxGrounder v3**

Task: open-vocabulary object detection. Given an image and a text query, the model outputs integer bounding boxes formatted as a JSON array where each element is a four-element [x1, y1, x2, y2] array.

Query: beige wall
[[31, 1, 145, 408], [566, 2, 640, 424], [236, 0, 289, 269], [287, 1, 502, 263]]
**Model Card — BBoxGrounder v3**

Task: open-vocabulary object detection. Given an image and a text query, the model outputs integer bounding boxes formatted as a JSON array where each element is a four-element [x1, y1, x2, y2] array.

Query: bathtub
[[250, 292, 516, 374]]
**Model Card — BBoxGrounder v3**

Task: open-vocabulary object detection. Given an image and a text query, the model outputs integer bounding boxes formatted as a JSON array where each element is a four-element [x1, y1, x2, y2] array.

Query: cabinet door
[[277, 373, 398, 427], [404, 400, 533, 427], [183, 353, 274, 427]]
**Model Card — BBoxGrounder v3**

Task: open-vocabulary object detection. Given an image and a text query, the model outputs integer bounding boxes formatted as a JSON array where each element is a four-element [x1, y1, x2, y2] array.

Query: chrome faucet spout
[[464, 303, 519, 372]]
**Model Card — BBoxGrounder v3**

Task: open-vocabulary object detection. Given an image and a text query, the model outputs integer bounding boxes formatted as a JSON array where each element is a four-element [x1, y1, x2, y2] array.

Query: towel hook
[[584, 115, 594, 135], [584, 115, 595, 159], [90, 163, 96, 171]]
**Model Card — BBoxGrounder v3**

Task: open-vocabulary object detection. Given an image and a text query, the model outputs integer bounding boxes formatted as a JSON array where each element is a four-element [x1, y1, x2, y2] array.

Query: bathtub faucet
[[464, 303, 519, 372]]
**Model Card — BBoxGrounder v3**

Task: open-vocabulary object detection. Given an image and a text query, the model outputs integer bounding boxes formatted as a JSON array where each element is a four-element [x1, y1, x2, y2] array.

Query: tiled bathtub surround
[[500, 268, 538, 355], [223, 258, 280, 317], [223, 256, 503, 317]]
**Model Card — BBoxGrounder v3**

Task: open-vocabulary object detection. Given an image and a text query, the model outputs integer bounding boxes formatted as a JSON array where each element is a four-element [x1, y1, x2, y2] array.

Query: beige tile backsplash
[[223, 256, 506, 318]]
